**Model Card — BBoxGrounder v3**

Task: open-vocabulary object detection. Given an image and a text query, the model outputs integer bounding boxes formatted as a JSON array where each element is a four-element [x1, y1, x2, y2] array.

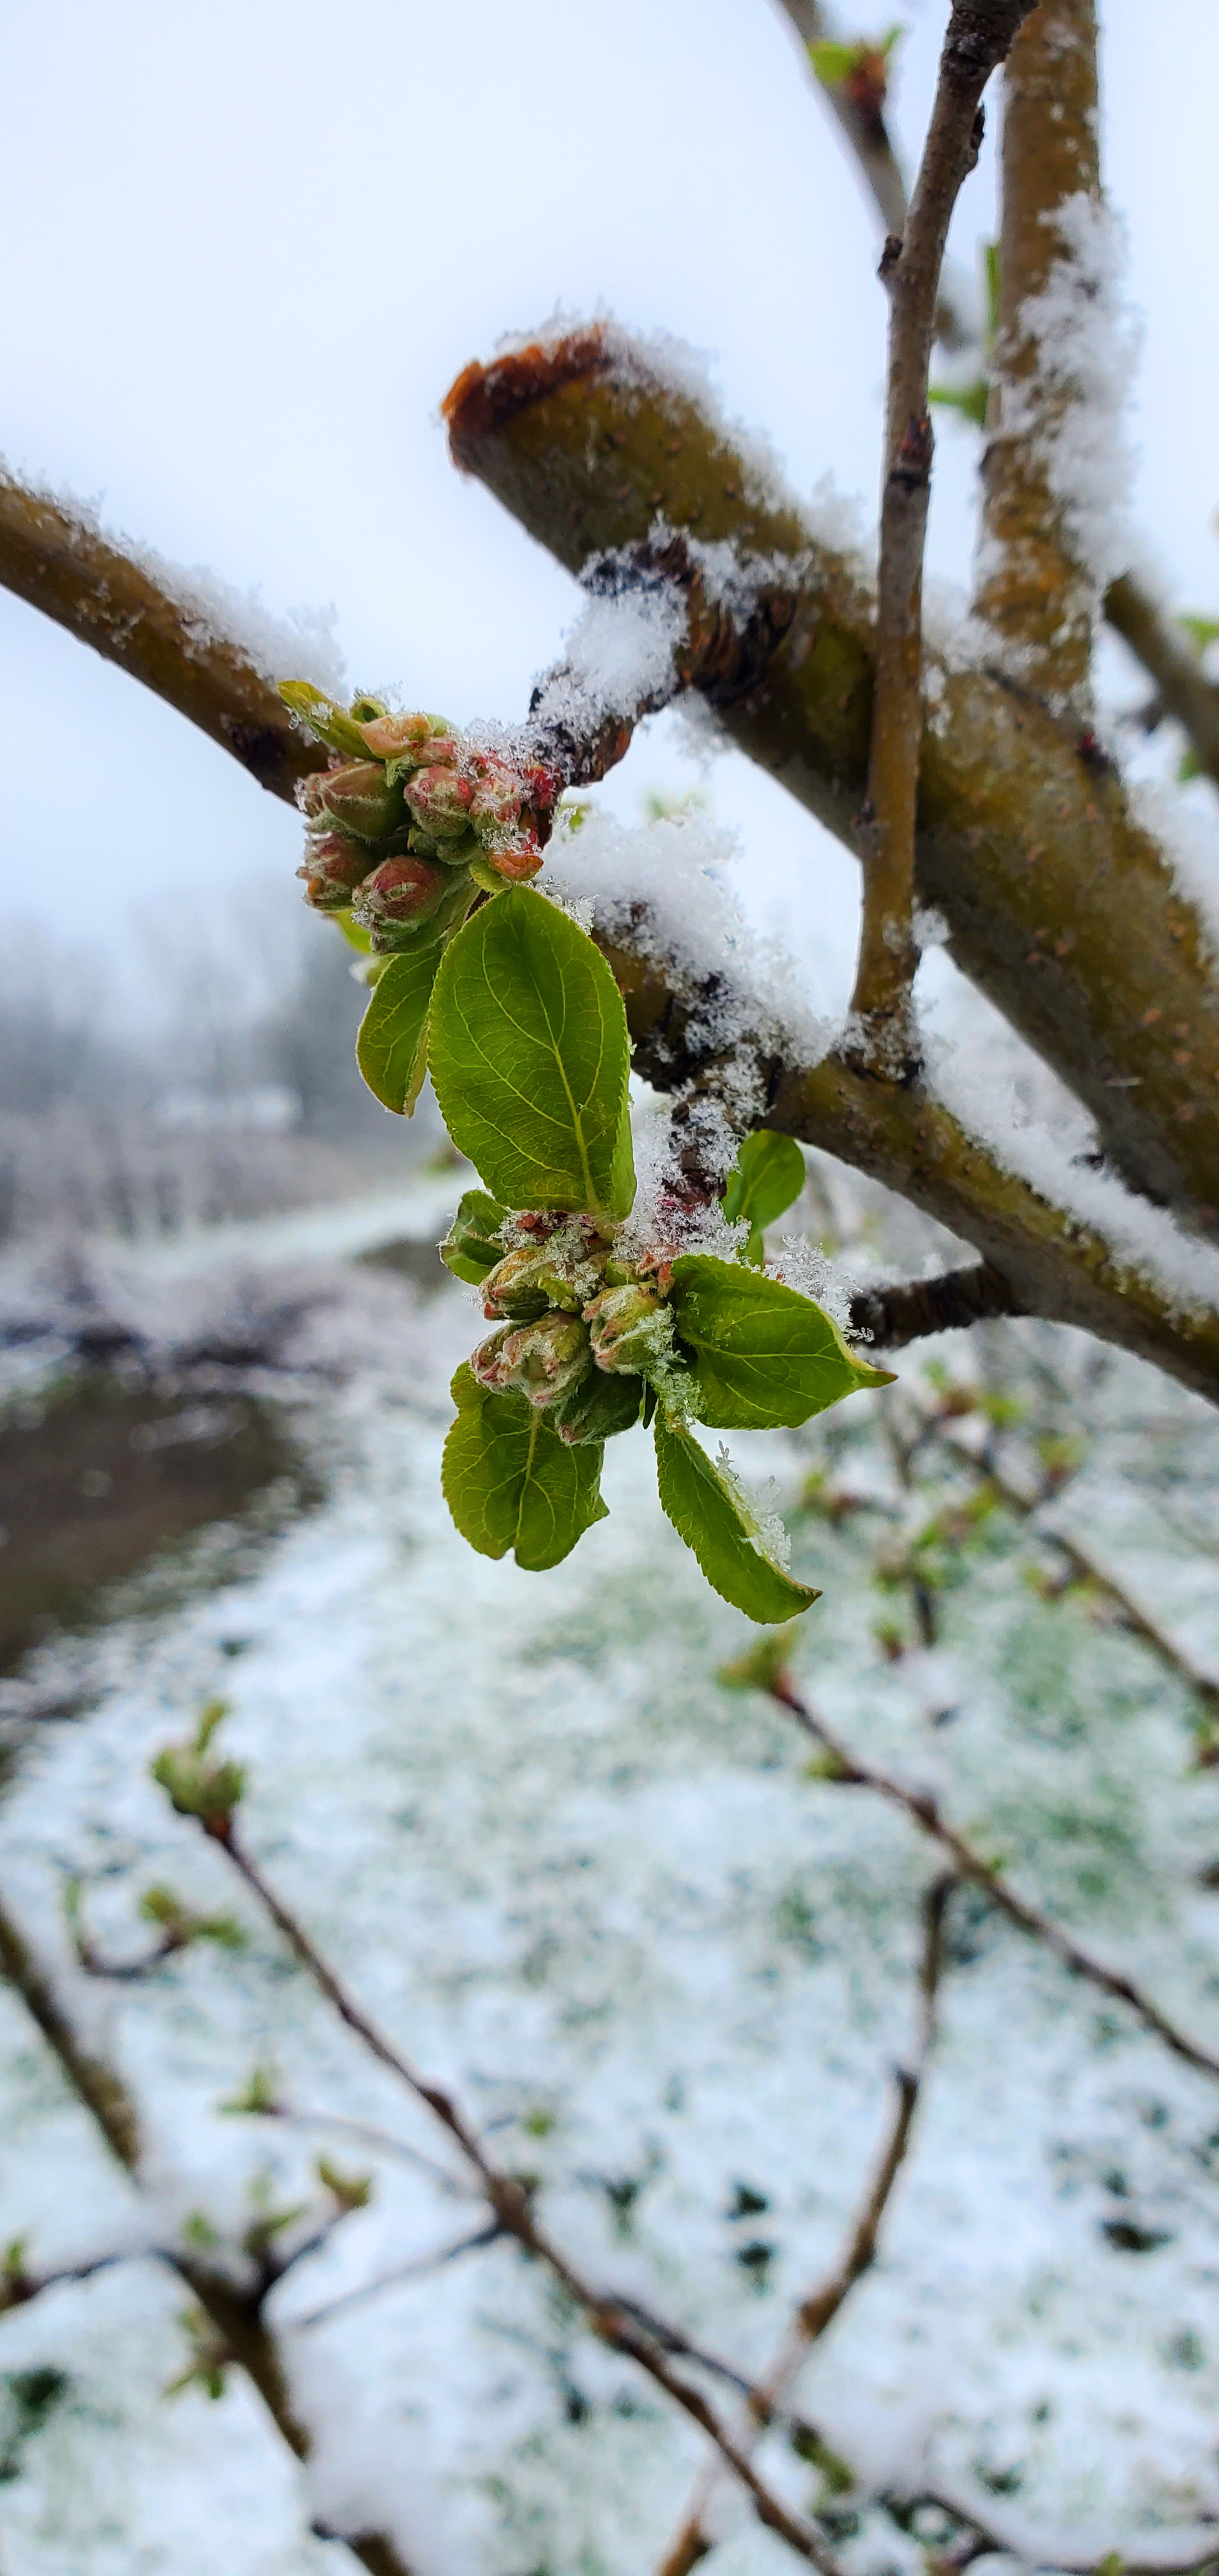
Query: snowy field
[[3, 1181, 1219, 2576]]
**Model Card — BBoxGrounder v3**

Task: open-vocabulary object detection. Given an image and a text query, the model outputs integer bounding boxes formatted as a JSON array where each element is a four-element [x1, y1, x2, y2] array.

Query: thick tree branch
[[1105, 572, 1219, 795], [0, 470, 328, 799], [656, 1880, 952, 2576], [852, 0, 1036, 1062], [0, 1891, 417, 2576], [976, 0, 1101, 709], [603, 919, 1219, 1407], [443, 328, 1219, 1235]]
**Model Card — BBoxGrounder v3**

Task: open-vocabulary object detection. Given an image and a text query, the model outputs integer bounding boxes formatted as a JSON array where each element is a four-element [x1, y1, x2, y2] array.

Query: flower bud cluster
[[283, 684, 561, 954], [458, 1208, 687, 1441]]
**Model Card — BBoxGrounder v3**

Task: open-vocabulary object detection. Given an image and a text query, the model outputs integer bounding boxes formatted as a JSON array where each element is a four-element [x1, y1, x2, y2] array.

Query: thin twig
[[851, 0, 1036, 1066], [767, 0, 974, 348], [0, 2249, 133, 2314], [849, 1262, 1023, 1348], [293, 2222, 503, 2334], [765, 1682, 1219, 2085], [1105, 572, 1219, 796], [655, 1880, 952, 2576], [0, 1889, 418, 2576], [211, 1825, 843, 2572]]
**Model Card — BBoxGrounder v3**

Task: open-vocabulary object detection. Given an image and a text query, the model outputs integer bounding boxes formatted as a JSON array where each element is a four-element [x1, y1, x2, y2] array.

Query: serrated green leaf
[[440, 1190, 507, 1285], [442, 1363, 608, 1571], [654, 1414, 818, 1625], [277, 680, 368, 758], [670, 1255, 893, 1430], [722, 1131, 806, 1264], [429, 889, 635, 1218], [356, 945, 442, 1114]]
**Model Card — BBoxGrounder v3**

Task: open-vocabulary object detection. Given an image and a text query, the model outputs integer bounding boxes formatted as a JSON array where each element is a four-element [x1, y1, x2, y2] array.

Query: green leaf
[[277, 680, 368, 758], [356, 944, 442, 1115], [440, 1190, 507, 1285], [1179, 614, 1219, 652], [442, 1363, 608, 1571], [670, 1255, 894, 1430], [332, 907, 373, 955], [428, 889, 635, 1218], [549, 1368, 643, 1446], [929, 378, 989, 431], [808, 38, 856, 84], [721, 1131, 806, 1264], [653, 1414, 818, 1625]]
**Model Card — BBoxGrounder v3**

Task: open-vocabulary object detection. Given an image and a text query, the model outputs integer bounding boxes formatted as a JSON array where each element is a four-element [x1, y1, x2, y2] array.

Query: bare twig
[[762, 1680, 1219, 2085], [1105, 573, 1219, 795], [767, 0, 974, 348], [852, 0, 1036, 1066], [656, 1879, 952, 2576], [293, 2222, 503, 2334], [0, 1890, 418, 2576], [208, 1824, 843, 2572], [848, 1262, 1023, 1347], [0, 2248, 132, 2314]]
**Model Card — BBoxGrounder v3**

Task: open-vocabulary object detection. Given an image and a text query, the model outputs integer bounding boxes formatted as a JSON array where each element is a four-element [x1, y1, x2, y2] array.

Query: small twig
[[0, 2248, 133, 2314], [849, 1262, 1023, 1349], [767, 1683, 1219, 2085], [292, 2222, 503, 2334], [850, 0, 1036, 1068], [264, 2106, 474, 2199], [655, 1881, 951, 2576], [210, 1824, 843, 2573], [1105, 572, 1219, 795]]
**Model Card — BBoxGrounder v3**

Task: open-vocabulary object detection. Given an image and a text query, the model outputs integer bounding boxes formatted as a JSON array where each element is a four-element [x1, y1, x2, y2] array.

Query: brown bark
[[976, 0, 1101, 708], [0, 471, 328, 799], [444, 328, 1219, 1235]]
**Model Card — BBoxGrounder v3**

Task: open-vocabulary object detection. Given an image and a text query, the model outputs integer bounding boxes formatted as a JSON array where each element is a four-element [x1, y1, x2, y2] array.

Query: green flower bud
[[317, 760, 406, 842], [550, 1368, 644, 1446], [480, 1246, 553, 1322], [297, 832, 374, 910], [473, 1312, 593, 1407], [468, 766, 524, 835], [354, 855, 451, 930], [584, 1282, 675, 1376], [403, 764, 474, 839]]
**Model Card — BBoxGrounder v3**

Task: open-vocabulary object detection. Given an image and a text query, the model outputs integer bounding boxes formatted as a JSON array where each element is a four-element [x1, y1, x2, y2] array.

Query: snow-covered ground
[[3, 1186, 1219, 2576]]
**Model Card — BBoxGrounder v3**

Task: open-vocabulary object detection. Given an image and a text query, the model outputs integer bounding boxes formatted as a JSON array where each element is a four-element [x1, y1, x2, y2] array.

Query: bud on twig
[[353, 855, 451, 930], [150, 1702, 244, 1841], [403, 764, 475, 840], [584, 1282, 675, 1376], [316, 760, 406, 843], [473, 1313, 594, 1406], [297, 832, 374, 909]]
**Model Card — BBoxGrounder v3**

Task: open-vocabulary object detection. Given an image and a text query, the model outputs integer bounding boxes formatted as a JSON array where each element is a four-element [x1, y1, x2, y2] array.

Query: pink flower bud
[[470, 1326, 514, 1392], [297, 832, 374, 910], [404, 765, 475, 839], [477, 829, 545, 885], [355, 855, 451, 928], [317, 760, 405, 843], [468, 767, 525, 834]]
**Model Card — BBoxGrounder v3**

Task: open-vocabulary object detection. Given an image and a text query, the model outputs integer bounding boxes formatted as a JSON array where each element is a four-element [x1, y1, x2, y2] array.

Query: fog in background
[[1, 0, 1216, 1133]]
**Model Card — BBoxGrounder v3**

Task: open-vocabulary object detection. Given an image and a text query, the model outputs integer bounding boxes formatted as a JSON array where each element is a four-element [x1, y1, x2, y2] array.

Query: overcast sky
[[2, 0, 1217, 1036]]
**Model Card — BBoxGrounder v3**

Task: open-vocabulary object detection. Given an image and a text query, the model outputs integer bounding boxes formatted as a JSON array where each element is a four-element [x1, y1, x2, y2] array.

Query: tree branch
[[759, 1675, 1219, 2086], [1105, 572, 1219, 795], [655, 1879, 952, 2576], [0, 1890, 418, 2576], [0, 468, 327, 799], [206, 1822, 843, 2573], [976, 0, 1101, 709], [848, 1262, 1024, 1346], [852, 0, 1036, 1064], [443, 326, 1219, 1235], [601, 917, 1219, 1407]]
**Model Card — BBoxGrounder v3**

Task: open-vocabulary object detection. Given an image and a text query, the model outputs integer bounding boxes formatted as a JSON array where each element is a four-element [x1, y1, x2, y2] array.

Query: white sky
[[1, 0, 1217, 1034]]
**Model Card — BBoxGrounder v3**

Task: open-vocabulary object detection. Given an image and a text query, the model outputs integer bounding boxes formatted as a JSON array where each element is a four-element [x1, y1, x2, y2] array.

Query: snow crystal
[[993, 194, 1140, 600], [528, 580, 686, 738], [540, 806, 831, 1073], [714, 1441, 793, 1570], [1128, 772, 1219, 966]]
